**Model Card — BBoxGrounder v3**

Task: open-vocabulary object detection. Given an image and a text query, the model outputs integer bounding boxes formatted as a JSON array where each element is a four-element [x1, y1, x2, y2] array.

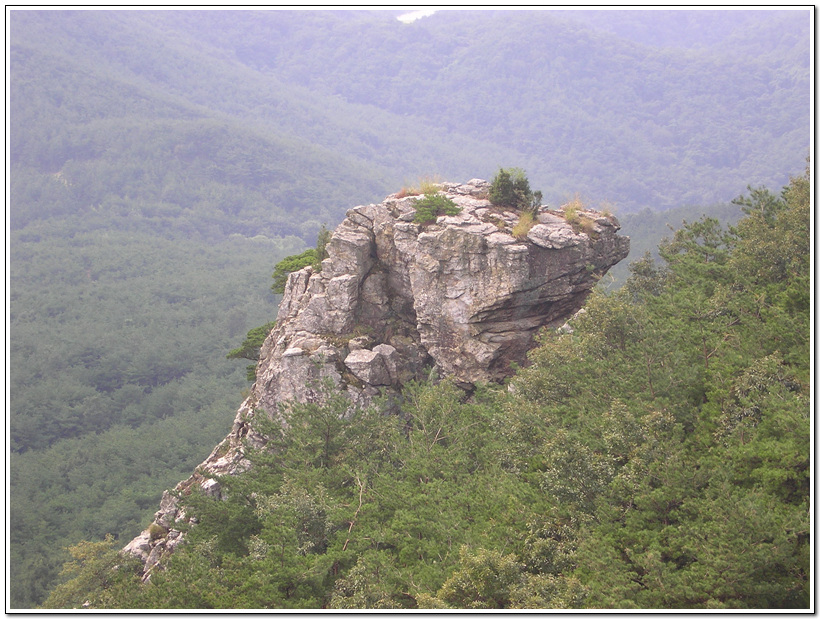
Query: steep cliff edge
[[124, 179, 629, 574]]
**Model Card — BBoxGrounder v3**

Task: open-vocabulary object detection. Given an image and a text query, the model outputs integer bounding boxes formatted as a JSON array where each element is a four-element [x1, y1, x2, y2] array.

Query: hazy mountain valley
[[8, 8, 811, 609]]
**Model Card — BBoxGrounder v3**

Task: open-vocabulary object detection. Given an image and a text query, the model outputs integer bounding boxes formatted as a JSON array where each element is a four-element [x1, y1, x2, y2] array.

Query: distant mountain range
[[10, 9, 810, 241]]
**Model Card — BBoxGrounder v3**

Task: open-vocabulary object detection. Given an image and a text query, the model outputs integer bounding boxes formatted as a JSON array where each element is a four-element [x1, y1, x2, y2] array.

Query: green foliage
[[330, 551, 409, 609], [420, 545, 588, 609], [430, 546, 526, 608], [8, 227, 294, 608], [488, 167, 542, 213], [412, 192, 461, 224], [147, 523, 167, 541], [35, 168, 812, 610], [608, 201, 744, 289], [227, 322, 277, 381], [226, 322, 276, 362], [531, 169, 809, 609], [270, 225, 333, 295], [159, 9, 806, 211], [10, 7, 809, 606], [40, 536, 143, 609], [271, 249, 318, 295]]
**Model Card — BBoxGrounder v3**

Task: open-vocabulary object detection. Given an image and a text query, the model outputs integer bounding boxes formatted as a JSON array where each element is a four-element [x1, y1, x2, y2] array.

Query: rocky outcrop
[[124, 178, 629, 575]]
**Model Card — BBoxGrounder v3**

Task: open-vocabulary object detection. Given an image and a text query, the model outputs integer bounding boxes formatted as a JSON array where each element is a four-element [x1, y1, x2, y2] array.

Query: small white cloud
[[397, 9, 437, 23]]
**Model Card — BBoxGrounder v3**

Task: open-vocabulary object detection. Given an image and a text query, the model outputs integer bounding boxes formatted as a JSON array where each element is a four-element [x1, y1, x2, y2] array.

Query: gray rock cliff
[[123, 178, 629, 575]]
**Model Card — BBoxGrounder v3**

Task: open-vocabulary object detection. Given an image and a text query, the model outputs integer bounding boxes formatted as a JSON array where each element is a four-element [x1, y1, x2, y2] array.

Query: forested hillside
[[42, 169, 810, 609], [10, 9, 809, 224], [8, 8, 810, 609], [184, 9, 808, 207]]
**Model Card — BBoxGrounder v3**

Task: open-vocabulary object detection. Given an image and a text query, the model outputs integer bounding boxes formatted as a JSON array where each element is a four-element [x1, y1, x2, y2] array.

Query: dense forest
[[10, 9, 809, 224], [8, 8, 810, 609], [41, 169, 810, 609]]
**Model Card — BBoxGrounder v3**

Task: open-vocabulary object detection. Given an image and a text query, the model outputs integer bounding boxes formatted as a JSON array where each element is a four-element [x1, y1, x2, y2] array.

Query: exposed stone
[[122, 531, 151, 563], [557, 308, 588, 334], [526, 223, 581, 249], [282, 347, 306, 357], [372, 343, 399, 384], [124, 178, 629, 575], [348, 335, 375, 351], [344, 349, 391, 386]]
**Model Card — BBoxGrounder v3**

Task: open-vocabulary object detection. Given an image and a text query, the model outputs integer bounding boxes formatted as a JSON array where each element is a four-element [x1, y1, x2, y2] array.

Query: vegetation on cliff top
[[411, 192, 462, 225], [41, 168, 810, 609], [488, 167, 542, 213]]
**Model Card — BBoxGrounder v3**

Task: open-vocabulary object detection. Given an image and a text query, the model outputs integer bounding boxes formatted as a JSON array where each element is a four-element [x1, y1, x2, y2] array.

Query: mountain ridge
[[10, 8, 809, 232]]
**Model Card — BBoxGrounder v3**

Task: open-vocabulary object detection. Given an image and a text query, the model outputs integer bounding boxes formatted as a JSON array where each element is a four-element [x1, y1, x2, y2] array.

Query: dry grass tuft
[[512, 210, 536, 239], [561, 193, 585, 224], [579, 216, 598, 236], [419, 175, 442, 195], [398, 174, 442, 198], [395, 187, 417, 198], [598, 200, 616, 219]]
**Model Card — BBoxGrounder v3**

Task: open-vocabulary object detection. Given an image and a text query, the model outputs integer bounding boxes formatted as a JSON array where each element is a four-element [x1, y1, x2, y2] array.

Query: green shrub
[[227, 322, 277, 362], [227, 321, 277, 381], [489, 168, 542, 213], [413, 192, 461, 224], [147, 523, 167, 541], [270, 248, 318, 294], [270, 225, 331, 295]]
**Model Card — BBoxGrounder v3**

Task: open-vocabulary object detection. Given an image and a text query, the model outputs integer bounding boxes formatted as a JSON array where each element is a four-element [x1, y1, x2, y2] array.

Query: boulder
[[344, 349, 391, 386]]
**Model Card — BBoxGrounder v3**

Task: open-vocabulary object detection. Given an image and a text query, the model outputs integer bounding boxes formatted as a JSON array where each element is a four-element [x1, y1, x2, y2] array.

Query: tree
[[271, 249, 318, 295], [40, 169, 810, 610], [488, 168, 541, 212], [507, 171, 809, 609], [424, 546, 525, 609], [270, 225, 333, 294], [39, 536, 142, 609], [227, 321, 277, 381]]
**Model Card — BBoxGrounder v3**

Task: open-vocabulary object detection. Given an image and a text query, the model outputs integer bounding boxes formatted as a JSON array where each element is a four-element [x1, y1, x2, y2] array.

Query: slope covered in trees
[[7, 229, 306, 607], [41, 169, 810, 609], [10, 9, 809, 228], [180, 9, 808, 208], [8, 8, 810, 608]]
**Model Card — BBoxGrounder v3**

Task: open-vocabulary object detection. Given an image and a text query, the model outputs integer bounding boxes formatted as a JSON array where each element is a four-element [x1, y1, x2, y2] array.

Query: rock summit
[[124, 178, 629, 573]]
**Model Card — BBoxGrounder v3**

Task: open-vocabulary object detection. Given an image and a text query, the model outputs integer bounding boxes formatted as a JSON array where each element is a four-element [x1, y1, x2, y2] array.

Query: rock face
[[123, 178, 629, 574]]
